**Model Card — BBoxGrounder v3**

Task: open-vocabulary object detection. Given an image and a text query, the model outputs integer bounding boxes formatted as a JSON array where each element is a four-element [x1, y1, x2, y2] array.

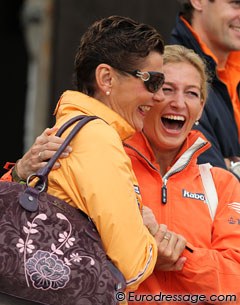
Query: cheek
[[120, 97, 140, 115], [120, 85, 145, 107], [188, 98, 204, 115], [144, 118, 161, 142]]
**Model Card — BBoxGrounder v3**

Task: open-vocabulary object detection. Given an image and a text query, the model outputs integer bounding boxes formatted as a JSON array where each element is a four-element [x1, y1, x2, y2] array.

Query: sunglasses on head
[[122, 69, 165, 93]]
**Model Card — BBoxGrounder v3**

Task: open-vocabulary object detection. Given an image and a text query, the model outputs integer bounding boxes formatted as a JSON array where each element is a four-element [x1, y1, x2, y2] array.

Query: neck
[[214, 52, 229, 70], [191, 19, 229, 69], [202, 38, 229, 69], [151, 145, 179, 176]]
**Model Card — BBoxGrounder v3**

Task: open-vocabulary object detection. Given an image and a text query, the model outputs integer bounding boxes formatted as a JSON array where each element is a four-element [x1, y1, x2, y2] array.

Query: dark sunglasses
[[121, 69, 165, 93]]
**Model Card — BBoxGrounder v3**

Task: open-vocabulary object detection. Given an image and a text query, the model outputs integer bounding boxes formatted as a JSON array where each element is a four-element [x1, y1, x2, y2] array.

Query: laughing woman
[[125, 45, 240, 304], [0, 15, 170, 303]]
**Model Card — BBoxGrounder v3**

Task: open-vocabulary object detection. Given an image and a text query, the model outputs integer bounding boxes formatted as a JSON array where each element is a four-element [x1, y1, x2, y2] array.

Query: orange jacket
[[124, 131, 240, 305], [0, 91, 158, 292], [43, 91, 158, 291], [1, 163, 14, 181]]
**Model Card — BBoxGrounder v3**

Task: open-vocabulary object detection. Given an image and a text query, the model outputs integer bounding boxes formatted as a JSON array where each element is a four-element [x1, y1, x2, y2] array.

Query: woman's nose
[[153, 88, 165, 103], [170, 92, 186, 107]]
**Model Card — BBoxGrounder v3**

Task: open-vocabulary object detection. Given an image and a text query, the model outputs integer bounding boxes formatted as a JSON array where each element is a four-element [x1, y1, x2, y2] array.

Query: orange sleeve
[[0, 162, 15, 181], [177, 171, 240, 299]]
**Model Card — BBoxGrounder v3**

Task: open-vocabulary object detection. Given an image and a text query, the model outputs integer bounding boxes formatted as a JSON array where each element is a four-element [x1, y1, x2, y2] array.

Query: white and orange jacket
[[1, 90, 158, 292], [124, 130, 240, 304]]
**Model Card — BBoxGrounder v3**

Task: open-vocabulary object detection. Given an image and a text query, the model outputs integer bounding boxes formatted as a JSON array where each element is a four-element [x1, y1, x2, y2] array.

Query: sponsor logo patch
[[182, 189, 205, 201]]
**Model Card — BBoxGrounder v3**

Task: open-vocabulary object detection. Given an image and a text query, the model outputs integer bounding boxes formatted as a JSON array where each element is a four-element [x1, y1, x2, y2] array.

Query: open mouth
[[230, 25, 240, 33], [139, 105, 151, 115], [161, 114, 185, 131]]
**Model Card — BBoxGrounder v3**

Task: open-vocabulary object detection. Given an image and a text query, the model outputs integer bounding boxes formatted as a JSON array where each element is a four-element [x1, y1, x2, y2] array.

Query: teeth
[[162, 115, 185, 121], [231, 26, 240, 32], [139, 105, 151, 112]]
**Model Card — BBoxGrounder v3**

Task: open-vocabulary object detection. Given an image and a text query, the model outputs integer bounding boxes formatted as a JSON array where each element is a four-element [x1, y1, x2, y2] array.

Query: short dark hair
[[178, 0, 215, 23], [73, 15, 164, 96]]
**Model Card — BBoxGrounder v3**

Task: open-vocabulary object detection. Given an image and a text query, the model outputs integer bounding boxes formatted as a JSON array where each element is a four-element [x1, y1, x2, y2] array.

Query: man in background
[[170, 0, 240, 175]]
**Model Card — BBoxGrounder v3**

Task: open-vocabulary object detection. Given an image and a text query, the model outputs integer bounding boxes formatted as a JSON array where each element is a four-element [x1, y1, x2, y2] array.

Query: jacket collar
[[125, 130, 211, 175], [179, 16, 219, 64], [53, 90, 136, 141]]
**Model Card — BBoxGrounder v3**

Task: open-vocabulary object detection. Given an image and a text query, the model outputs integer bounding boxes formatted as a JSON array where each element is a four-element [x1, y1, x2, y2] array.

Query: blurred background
[[1, 0, 180, 176]]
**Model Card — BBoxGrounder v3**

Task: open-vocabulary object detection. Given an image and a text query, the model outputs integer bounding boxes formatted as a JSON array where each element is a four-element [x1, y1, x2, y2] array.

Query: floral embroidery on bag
[[16, 213, 95, 290]]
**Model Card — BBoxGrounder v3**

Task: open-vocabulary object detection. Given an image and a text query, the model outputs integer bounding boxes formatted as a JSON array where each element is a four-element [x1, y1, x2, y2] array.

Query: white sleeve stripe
[[126, 245, 153, 286], [228, 202, 240, 214]]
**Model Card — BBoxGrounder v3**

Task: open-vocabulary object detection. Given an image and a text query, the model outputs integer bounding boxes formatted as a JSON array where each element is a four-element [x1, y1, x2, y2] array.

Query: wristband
[[11, 163, 26, 184]]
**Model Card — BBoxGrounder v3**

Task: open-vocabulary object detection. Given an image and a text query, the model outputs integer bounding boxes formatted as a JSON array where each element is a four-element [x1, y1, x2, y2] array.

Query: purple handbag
[[0, 115, 125, 305]]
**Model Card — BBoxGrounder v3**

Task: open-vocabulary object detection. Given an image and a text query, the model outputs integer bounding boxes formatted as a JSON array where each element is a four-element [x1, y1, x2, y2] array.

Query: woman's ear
[[190, 0, 203, 11], [95, 64, 112, 94], [197, 100, 205, 121]]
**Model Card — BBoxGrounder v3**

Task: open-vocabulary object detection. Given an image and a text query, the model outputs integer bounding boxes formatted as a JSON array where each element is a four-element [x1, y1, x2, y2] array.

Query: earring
[[195, 120, 199, 126], [106, 91, 110, 96]]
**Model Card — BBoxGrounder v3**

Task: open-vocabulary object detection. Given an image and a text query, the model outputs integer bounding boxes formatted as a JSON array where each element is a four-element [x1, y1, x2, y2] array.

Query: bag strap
[[36, 115, 99, 179], [55, 115, 90, 137], [199, 163, 218, 221], [20, 115, 99, 212]]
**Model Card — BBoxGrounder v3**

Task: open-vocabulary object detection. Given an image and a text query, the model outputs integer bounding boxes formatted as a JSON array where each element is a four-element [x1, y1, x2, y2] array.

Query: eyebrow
[[164, 82, 201, 90]]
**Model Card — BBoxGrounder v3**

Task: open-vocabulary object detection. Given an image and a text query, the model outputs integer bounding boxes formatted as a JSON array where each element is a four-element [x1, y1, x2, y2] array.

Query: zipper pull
[[161, 179, 167, 204]]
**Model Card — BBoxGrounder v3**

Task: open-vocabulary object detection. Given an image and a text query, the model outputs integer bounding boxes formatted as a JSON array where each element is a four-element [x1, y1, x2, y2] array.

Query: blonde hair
[[163, 45, 209, 103]]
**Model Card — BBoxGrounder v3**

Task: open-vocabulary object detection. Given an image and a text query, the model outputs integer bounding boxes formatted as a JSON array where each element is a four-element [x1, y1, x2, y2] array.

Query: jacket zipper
[[161, 142, 206, 204], [124, 141, 207, 204]]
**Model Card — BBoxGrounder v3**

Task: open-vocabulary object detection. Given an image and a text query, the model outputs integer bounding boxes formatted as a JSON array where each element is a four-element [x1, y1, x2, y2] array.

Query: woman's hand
[[16, 127, 72, 180], [154, 228, 187, 271], [142, 205, 160, 236], [142, 205, 187, 272]]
